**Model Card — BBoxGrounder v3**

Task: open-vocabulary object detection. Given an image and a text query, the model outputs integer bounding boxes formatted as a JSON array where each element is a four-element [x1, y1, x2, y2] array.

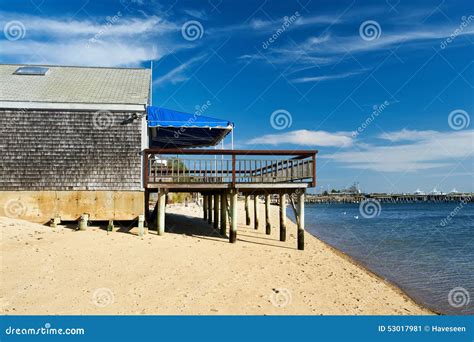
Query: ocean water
[[289, 202, 474, 315]]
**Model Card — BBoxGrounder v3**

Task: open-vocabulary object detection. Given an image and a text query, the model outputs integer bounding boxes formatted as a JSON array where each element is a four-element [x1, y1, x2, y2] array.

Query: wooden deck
[[143, 149, 318, 250]]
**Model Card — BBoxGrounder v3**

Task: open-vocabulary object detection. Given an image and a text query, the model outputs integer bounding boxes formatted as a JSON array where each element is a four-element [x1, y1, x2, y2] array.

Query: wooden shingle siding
[[0, 109, 142, 191]]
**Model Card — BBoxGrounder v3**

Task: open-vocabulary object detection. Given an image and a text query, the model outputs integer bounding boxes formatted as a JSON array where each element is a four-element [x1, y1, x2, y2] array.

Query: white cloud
[[0, 40, 162, 67], [325, 130, 474, 172], [0, 11, 184, 67], [182, 9, 207, 20], [378, 128, 439, 142], [292, 71, 361, 83], [247, 129, 354, 147], [153, 54, 207, 86]]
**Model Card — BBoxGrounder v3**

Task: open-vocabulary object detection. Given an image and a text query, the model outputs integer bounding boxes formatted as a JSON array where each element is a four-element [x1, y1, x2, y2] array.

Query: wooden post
[[207, 195, 212, 225], [265, 194, 271, 235], [297, 190, 305, 250], [229, 190, 237, 243], [245, 195, 250, 225], [157, 190, 166, 236], [144, 190, 150, 224], [107, 219, 115, 232], [203, 194, 208, 221], [220, 192, 227, 235], [254, 194, 259, 230], [138, 214, 145, 237], [279, 193, 286, 242], [214, 194, 220, 230], [79, 213, 88, 231]]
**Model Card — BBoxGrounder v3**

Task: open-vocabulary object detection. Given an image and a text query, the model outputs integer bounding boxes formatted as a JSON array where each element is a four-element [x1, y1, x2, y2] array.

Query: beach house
[[0, 64, 151, 223]]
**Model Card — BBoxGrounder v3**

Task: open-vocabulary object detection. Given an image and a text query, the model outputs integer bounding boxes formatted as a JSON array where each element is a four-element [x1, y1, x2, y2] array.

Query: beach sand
[[0, 200, 432, 315]]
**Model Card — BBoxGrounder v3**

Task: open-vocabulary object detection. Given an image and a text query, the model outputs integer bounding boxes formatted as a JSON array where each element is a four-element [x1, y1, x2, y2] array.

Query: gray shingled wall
[[0, 109, 142, 191]]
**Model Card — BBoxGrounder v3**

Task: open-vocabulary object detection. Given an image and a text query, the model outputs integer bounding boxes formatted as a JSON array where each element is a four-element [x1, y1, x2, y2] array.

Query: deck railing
[[143, 149, 317, 187]]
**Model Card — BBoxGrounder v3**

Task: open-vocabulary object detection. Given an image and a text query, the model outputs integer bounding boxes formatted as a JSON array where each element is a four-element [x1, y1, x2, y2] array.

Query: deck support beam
[[213, 194, 220, 230], [245, 195, 250, 225], [157, 190, 166, 236], [254, 194, 259, 230], [297, 190, 305, 250], [203, 194, 208, 221], [279, 193, 286, 242], [207, 195, 212, 225], [220, 192, 227, 235], [265, 194, 271, 235], [229, 190, 237, 243]]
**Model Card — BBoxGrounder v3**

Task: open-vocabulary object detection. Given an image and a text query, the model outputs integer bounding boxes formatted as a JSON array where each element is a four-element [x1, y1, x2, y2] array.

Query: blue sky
[[1, 0, 473, 193]]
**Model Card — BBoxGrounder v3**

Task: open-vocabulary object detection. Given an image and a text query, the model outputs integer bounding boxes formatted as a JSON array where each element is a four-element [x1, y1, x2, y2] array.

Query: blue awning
[[147, 106, 233, 148]]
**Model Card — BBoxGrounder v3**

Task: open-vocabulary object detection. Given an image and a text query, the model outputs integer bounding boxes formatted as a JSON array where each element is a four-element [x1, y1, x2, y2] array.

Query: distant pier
[[303, 193, 473, 204]]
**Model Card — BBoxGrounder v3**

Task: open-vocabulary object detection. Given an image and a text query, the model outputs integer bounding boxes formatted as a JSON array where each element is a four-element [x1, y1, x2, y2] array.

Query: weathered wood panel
[[0, 191, 144, 223], [0, 109, 142, 191]]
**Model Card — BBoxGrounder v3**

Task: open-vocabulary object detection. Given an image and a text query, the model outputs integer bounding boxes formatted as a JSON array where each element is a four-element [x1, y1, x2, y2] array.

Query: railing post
[[232, 154, 236, 187]]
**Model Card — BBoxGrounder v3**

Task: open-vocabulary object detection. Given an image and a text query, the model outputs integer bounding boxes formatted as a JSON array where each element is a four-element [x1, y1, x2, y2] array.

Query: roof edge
[[0, 101, 146, 112]]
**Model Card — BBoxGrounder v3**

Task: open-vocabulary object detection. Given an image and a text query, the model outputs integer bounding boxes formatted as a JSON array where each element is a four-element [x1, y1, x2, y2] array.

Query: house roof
[[0, 64, 151, 111]]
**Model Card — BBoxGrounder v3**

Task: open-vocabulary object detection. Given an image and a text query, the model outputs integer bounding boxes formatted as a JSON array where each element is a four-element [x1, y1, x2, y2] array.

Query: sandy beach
[[0, 199, 432, 315]]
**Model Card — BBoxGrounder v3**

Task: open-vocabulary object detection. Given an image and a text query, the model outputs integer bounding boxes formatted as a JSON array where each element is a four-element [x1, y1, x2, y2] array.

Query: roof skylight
[[14, 66, 49, 75]]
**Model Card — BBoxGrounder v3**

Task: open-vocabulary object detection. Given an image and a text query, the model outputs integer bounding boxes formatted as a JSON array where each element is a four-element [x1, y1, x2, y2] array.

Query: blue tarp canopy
[[147, 106, 233, 148]]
